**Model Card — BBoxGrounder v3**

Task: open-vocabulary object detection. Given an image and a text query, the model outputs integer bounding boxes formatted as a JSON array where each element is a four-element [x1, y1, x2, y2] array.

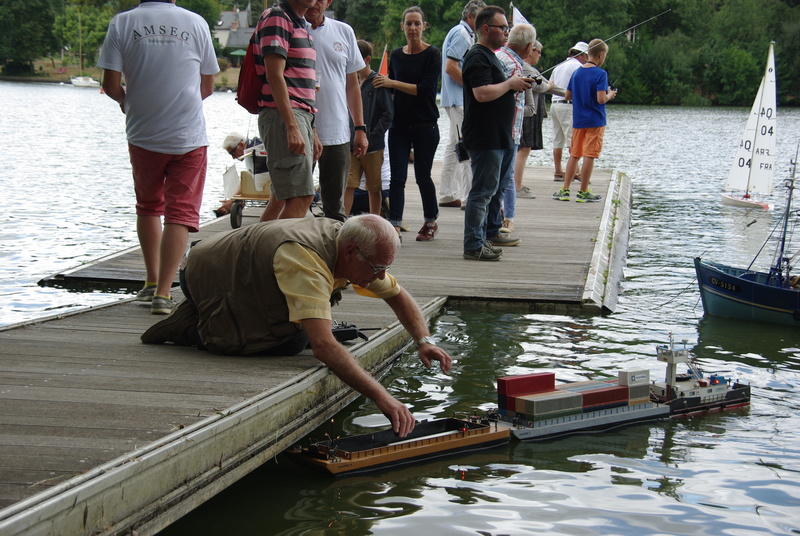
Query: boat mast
[[773, 144, 800, 280]]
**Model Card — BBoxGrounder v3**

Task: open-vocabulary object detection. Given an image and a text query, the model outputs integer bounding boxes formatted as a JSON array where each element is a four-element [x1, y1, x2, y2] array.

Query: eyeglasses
[[355, 245, 392, 275], [227, 147, 237, 156], [486, 24, 509, 34]]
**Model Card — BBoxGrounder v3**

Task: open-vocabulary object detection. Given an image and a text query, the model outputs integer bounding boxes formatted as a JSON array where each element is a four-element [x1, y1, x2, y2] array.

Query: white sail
[[724, 42, 776, 196]]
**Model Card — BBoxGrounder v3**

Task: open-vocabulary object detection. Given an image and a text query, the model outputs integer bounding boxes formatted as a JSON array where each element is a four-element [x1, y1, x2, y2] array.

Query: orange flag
[[378, 44, 389, 76]]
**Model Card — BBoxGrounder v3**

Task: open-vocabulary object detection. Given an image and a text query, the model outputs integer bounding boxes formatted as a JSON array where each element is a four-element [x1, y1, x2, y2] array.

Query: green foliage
[[53, 4, 114, 68], [0, 0, 59, 74], [8, 0, 799, 105]]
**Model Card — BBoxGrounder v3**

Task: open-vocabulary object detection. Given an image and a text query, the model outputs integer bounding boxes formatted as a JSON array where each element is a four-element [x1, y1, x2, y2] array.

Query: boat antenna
[[536, 9, 672, 79]]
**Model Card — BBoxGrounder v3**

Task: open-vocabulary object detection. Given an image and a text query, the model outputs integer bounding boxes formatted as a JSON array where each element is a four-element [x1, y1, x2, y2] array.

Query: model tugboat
[[650, 333, 751, 415], [287, 417, 510, 476]]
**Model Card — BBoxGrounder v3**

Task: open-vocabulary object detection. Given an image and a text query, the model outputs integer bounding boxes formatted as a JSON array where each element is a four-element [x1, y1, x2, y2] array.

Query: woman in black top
[[373, 6, 441, 242]]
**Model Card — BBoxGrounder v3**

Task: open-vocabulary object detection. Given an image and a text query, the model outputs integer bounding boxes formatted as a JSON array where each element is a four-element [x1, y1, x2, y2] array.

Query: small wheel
[[230, 200, 244, 228]]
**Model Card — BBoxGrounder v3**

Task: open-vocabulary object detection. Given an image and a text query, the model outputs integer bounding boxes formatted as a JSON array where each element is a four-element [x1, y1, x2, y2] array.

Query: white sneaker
[[516, 186, 536, 199]]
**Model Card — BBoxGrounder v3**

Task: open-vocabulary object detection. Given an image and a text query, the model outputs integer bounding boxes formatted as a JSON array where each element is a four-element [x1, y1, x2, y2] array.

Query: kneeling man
[[142, 214, 452, 436]]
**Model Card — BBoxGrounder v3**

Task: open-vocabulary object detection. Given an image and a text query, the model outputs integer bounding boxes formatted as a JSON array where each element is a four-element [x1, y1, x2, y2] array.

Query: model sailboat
[[696, 143, 800, 325], [720, 42, 777, 209]]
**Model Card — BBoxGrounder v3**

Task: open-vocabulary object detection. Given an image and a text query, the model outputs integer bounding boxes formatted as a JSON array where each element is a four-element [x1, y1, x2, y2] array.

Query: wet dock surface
[[0, 164, 630, 534]]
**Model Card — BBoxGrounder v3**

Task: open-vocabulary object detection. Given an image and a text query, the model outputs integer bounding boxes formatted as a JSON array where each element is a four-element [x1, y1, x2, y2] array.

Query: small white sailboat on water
[[720, 42, 777, 210]]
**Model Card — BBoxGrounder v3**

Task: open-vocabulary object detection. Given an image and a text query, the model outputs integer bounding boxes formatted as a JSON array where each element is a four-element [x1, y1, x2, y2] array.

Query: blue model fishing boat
[[695, 144, 800, 325]]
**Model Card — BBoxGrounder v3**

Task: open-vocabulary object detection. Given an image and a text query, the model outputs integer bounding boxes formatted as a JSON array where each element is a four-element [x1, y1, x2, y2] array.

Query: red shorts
[[128, 143, 207, 232], [569, 126, 605, 159]]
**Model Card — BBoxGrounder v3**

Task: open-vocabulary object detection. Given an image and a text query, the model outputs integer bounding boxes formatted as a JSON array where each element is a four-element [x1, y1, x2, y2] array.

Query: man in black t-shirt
[[461, 6, 531, 261]]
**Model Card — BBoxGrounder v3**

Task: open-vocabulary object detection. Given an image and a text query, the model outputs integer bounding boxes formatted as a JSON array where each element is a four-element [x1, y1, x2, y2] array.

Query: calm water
[[2, 81, 800, 534]]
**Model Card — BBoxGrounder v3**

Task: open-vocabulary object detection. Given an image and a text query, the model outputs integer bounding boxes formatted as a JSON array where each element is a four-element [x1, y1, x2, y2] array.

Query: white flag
[[511, 4, 530, 26]]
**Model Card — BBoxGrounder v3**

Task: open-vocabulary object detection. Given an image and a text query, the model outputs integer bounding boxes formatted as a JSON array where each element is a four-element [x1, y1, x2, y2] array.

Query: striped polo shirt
[[254, 2, 316, 113]]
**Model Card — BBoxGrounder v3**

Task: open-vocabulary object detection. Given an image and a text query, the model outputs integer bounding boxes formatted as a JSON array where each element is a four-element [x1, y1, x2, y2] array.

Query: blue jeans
[[502, 144, 519, 220], [463, 146, 515, 252], [388, 124, 440, 227]]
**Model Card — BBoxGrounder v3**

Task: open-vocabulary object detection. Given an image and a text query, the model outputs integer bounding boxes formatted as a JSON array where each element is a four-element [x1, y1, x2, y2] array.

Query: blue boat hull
[[694, 257, 800, 325]]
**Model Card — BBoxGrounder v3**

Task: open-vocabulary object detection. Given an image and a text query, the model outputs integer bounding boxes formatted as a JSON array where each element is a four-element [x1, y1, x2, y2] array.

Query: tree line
[[2, 0, 798, 106]]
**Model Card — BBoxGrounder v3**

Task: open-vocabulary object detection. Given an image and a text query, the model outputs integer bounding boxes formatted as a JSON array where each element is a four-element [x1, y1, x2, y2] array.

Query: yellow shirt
[[273, 242, 400, 322]]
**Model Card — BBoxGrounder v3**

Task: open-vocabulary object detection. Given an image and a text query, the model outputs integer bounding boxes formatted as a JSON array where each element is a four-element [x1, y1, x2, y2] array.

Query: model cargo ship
[[650, 334, 751, 415], [493, 368, 670, 441], [495, 334, 751, 441], [287, 417, 510, 475]]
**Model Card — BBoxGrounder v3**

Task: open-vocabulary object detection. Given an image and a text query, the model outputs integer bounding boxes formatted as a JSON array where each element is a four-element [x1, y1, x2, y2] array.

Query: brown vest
[[185, 218, 341, 355]]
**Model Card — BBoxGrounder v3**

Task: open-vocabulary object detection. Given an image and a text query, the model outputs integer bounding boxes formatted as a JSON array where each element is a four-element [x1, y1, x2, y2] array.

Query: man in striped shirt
[[255, 0, 322, 220]]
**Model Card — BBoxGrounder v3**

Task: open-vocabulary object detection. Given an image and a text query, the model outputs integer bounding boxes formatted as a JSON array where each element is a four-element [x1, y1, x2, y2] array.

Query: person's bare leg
[[563, 155, 580, 190], [137, 215, 161, 286], [514, 147, 531, 191], [344, 187, 356, 216], [278, 195, 314, 219], [553, 147, 563, 175], [155, 223, 188, 298], [579, 157, 595, 192], [260, 198, 284, 221], [368, 190, 382, 215]]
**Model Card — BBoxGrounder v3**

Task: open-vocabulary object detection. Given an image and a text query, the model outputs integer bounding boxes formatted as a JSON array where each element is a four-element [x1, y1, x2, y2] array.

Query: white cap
[[572, 41, 589, 54]]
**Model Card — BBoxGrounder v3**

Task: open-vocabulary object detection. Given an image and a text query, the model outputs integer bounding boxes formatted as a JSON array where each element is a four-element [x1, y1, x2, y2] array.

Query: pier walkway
[[0, 165, 631, 535]]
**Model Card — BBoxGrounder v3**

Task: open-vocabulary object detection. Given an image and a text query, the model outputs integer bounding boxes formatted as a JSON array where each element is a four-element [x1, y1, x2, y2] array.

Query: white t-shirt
[[309, 17, 365, 146], [550, 57, 582, 103], [97, 2, 219, 154]]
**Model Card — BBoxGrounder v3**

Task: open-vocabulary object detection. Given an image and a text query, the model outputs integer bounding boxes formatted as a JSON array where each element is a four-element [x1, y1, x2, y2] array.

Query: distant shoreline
[[2, 62, 239, 90]]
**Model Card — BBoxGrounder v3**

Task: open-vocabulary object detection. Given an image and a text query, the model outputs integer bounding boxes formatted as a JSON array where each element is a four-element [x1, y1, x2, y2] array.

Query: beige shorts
[[347, 150, 384, 192]]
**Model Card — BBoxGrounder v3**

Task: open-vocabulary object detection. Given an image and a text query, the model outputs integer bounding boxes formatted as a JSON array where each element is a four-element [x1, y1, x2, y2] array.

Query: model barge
[[495, 334, 750, 441], [493, 367, 670, 441], [287, 417, 510, 475]]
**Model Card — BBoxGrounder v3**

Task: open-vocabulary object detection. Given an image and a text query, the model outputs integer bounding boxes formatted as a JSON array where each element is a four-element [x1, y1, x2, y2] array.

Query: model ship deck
[[287, 417, 510, 475]]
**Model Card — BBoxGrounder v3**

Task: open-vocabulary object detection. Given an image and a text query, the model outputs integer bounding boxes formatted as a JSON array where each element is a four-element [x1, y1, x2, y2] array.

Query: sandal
[[554, 171, 565, 181]]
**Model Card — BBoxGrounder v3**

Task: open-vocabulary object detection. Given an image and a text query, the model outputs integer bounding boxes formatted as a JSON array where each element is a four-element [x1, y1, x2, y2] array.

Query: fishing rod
[[534, 8, 672, 81]]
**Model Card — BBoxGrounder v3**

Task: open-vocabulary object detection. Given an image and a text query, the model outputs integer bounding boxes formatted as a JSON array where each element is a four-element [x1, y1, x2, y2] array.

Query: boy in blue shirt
[[553, 38, 617, 202]]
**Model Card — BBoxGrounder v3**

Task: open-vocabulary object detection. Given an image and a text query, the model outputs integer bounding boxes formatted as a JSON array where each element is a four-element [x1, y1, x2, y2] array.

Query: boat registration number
[[710, 277, 741, 292]]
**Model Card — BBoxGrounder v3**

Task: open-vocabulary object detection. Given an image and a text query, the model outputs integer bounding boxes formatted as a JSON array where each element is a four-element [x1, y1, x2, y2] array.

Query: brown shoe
[[438, 199, 462, 208], [416, 221, 438, 241]]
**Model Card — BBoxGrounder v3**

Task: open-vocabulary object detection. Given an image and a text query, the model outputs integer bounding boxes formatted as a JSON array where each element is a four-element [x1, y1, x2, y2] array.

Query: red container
[[581, 385, 629, 407], [497, 372, 555, 396]]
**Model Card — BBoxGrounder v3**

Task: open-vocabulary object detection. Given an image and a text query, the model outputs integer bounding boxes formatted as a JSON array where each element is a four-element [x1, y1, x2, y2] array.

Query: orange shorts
[[569, 126, 605, 159]]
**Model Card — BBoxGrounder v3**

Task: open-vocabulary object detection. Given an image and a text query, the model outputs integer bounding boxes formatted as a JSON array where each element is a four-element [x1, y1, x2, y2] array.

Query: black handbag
[[454, 125, 470, 162]]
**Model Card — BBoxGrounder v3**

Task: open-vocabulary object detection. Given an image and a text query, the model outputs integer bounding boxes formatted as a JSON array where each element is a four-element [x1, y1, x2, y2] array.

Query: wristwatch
[[415, 336, 434, 348], [354, 125, 367, 132]]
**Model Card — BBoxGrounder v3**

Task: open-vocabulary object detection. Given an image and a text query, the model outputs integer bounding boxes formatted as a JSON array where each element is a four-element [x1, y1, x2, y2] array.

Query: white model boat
[[720, 42, 776, 209], [70, 76, 101, 88]]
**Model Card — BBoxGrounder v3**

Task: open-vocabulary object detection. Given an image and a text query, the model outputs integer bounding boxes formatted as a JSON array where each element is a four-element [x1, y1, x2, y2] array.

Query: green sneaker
[[552, 188, 570, 201], [576, 190, 601, 203]]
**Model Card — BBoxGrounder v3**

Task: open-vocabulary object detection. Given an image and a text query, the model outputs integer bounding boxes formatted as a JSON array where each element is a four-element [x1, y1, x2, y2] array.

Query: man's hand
[[418, 342, 452, 374], [313, 130, 323, 162], [508, 74, 532, 93], [286, 124, 307, 156], [353, 130, 368, 158], [374, 392, 416, 437]]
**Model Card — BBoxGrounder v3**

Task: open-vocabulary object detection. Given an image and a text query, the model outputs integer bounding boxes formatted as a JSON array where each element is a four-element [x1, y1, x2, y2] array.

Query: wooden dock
[[0, 164, 631, 535]]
